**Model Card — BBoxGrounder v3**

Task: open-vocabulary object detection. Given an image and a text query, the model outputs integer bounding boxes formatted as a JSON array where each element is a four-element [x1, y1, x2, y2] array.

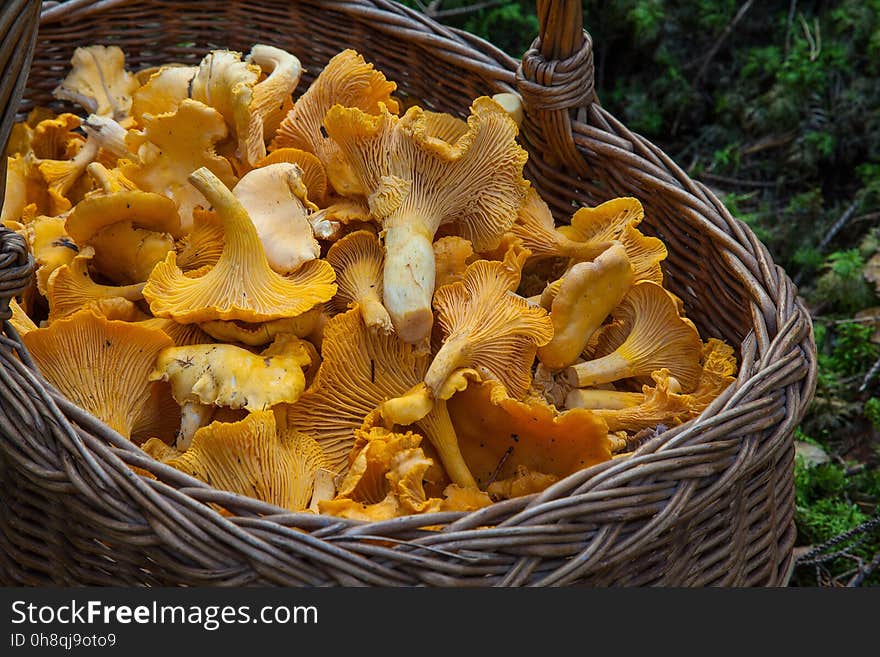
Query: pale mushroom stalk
[[423, 335, 470, 394], [178, 402, 214, 450], [382, 215, 438, 343], [416, 399, 478, 490], [564, 388, 647, 410]]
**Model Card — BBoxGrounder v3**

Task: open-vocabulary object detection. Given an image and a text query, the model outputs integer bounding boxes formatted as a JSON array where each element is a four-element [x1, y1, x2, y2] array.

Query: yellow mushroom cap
[[486, 465, 560, 500], [284, 307, 429, 473], [164, 410, 329, 512], [45, 246, 145, 323], [150, 333, 314, 413], [245, 44, 303, 165], [142, 167, 336, 324], [52, 45, 139, 121], [22, 308, 173, 438], [256, 148, 328, 206], [271, 49, 399, 170], [121, 98, 239, 231], [198, 307, 322, 347], [130, 64, 198, 125], [427, 256, 554, 400], [231, 162, 320, 274], [446, 378, 612, 488], [325, 229, 392, 333], [564, 281, 704, 391], [21, 214, 79, 296]]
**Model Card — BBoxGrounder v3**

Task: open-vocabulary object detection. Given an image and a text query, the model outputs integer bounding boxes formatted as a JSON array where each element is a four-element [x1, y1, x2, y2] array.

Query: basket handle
[[517, 0, 596, 176], [0, 0, 40, 321]]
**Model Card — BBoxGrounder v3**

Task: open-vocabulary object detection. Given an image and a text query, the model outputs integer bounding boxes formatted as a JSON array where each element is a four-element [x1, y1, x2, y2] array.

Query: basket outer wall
[[0, 0, 817, 586]]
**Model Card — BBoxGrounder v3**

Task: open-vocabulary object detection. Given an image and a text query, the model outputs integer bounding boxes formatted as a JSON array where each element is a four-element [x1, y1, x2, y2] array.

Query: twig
[[785, 0, 798, 55], [849, 549, 880, 587], [485, 447, 513, 487], [794, 197, 861, 285], [699, 172, 779, 189], [433, 0, 506, 19], [693, 0, 756, 85], [859, 356, 880, 393]]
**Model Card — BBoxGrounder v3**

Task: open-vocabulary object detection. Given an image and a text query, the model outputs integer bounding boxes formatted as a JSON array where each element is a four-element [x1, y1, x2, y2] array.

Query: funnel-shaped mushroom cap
[[52, 45, 139, 121], [565, 281, 704, 391], [447, 379, 612, 488], [232, 162, 319, 274], [335, 427, 422, 504], [164, 410, 328, 512], [30, 113, 84, 160], [537, 242, 635, 370], [175, 207, 224, 272], [131, 379, 182, 446], [189, 49, 261, 164], [45, 247, 146, 323], [65, 187, 179, 281], [325, 229, 392, 332], [23, 214, 79, 296], [37, 138, 101, 214], [433, 236, 475, 289], [558, 198, 667, 284], [323, 96, 529, 344], [424, 110, 470, 144], [22, 308, 173, 438], [284, 307, 429, 473], [150, 333, 314, 413], [509, 186, 606, 263], [426, 256, 553, 400], [130, 64, 198, 125], [271, 49, 399, 169], [256, 148, 328, 205], [121, 99, 238, 231], [143, 167, 336, 324]]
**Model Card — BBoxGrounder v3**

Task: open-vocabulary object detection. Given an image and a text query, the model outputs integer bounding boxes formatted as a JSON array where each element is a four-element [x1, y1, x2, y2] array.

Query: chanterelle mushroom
[[271, 49, 399, 170], [283, 307, 429, 473], [159, 410, 329, 512], [564, 281, 703, 391], [142, 167, 336, 324], [22, 308, 173, 439], [426, 249, 553, 400], [231, 162, 319, 274], [151, 333, 316, 449], [52, 45, 140, 123], [323, 96, 530, 344], [324, 229, 393, 333], [536, 242, 635, 370]]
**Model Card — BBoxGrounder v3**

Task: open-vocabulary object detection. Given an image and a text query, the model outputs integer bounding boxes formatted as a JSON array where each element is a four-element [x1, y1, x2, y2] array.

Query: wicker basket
[[0, 0, 817, 587]]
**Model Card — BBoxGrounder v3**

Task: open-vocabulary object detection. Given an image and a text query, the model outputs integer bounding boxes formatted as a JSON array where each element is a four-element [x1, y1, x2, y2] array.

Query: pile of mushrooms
[[1, 43, 738, 521]]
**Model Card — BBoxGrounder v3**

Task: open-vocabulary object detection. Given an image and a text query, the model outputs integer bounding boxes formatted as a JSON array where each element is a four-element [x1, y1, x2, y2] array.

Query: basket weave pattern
[[0, 0, 817, 586]]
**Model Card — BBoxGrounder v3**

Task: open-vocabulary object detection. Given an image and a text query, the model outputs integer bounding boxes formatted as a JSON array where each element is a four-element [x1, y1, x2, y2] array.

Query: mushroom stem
[[417, 399, 478, 490], [564, 352, 632, 388], [177, 401, 214, 450], [564, 388, 645, 410], [424, 335, 471, 397], [382, 220, 436, 344], [360, 292, 393, 333]]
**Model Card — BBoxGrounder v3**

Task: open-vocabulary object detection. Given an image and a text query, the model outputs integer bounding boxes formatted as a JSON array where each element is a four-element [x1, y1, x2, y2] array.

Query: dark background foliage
[[403, 0, 880, 586]]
